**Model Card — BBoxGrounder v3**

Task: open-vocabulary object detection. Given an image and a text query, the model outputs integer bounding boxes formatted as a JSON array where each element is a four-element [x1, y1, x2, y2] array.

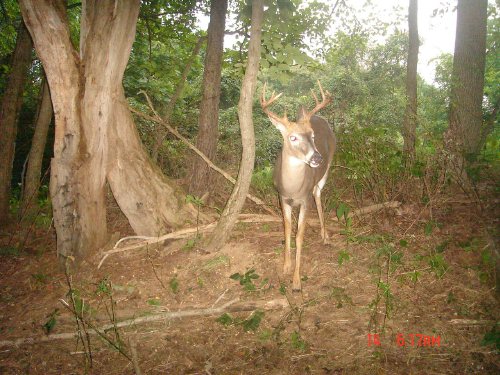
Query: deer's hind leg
[[313, 172, 330, 244]]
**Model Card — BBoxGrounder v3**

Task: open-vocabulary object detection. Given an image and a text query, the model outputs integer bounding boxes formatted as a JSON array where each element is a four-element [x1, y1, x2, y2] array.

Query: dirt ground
[[0, 183, 499, 374]]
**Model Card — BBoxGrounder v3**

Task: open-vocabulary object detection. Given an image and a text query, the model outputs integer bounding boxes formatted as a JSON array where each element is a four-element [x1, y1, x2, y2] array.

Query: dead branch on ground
[[0, 298, 287, 348], [97, 202, 401, 268]]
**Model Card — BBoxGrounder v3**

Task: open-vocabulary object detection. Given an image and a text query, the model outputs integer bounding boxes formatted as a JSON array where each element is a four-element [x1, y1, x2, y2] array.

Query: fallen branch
[[128, 99, 277, 217], [0, 298, 287, 348], [97, 202, 400, 268]]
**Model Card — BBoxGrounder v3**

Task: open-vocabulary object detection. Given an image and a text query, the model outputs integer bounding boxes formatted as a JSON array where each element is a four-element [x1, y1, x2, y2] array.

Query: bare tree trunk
[[206, 0, 263, 252], [108, 88, 198, 235], [21, 77, 53, 217], [188, 0, 228, 196], [151, 36, 206, 162], [0, 20, 32, 226], [20, 0, 197, 261], [445, 0, 488, 159], [402, 0, 418, 165]]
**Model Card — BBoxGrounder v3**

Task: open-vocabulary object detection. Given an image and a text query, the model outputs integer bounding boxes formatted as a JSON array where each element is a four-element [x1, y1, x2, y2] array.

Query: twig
[[128, 336, 142, 375], [0, 298, 288, 348]]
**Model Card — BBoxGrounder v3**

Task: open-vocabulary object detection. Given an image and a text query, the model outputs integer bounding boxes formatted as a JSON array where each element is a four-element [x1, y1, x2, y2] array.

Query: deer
[[260, 81, 335, 291]]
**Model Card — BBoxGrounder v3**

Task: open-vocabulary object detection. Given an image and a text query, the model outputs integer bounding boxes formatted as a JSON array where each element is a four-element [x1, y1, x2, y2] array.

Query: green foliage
[[481, 325, 500, 350], [42, 309, 59, 334], [251, 164, 275, 197], [216, 310, 264, 332], [337, 249, 350, 266], [428, 253, 449, 278], [230, 269, 260, 291], [169, 276, 179, 294], [290, 330, 308, 351]]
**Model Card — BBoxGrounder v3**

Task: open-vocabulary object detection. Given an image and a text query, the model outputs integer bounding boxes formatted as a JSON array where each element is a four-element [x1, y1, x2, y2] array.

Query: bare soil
[[0, 186, 498, 374]]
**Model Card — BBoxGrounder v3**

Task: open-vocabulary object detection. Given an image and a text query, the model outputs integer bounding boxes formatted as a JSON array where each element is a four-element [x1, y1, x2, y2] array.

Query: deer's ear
[[268, 116, 288, 134]]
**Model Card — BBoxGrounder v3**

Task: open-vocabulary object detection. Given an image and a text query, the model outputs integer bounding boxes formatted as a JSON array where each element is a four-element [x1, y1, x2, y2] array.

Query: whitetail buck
[[261, 81, 335, 291]]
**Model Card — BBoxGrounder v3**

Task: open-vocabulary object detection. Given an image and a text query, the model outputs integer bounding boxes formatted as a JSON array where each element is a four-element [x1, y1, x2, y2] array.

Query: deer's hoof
[[292, 276, 302, 291]]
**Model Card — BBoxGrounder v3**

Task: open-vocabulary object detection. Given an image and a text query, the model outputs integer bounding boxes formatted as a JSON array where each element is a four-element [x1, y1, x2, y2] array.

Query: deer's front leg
[[293, 203, 307, 291], [281, 198, 293, 275]]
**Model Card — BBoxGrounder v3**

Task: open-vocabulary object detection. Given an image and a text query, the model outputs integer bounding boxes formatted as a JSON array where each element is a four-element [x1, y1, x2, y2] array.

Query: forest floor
[[0, 178, 498, 374]]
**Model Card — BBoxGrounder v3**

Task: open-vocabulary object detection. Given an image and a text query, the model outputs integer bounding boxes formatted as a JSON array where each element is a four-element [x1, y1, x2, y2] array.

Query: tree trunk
[[0, 20, 33, 226], [402, 0, 418, 165], [21, 77, 53, 217], [108, 88, 198, 235], [20, 0, 197, 261], [446, 0, 488, 159], [206, 0, 263, 252], [188, 0, 228, 197]]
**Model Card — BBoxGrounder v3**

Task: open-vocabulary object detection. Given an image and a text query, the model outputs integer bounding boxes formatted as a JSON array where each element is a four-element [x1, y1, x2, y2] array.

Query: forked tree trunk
[[402, 0, 418, 165], [21, 77, 53, 217], [0, 20, 33, 226], [20, 0, 197, 261], [446, 0, 488, 159], [206, 0, 263, 252], [188, 0, 228, 196]]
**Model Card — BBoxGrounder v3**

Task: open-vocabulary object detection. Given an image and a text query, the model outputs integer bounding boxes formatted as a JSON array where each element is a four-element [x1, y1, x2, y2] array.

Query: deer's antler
[[307, 80, 332, 117], [260, 82, 289, 124]]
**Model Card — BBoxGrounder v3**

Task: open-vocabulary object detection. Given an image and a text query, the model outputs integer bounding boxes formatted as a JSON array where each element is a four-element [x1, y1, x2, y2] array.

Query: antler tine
[[307, 80, 332, 116], [260, 82, 286, 122]]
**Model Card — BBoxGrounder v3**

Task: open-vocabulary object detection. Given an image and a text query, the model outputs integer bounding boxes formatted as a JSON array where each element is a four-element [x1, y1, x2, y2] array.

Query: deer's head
[[260, 81, 332, 168]]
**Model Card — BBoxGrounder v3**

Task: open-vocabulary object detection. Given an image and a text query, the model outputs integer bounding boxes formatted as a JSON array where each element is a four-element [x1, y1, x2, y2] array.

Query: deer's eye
[[289, 135, 298, 142]]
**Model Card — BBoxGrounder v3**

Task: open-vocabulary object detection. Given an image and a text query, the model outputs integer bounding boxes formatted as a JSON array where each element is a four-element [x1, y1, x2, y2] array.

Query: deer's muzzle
[[308, 151, 323, 168]]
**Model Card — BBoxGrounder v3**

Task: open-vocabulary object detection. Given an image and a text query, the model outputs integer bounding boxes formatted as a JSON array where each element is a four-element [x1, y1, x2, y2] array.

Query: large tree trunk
[[21, 77, 53, 217], [206, 0, 263, 252], [445, 0, 488, 159], [20, 0, 197, 261], [0, 20, 33, 226], [402, 0, 418, 165], [188, 0, 228, 197], [108, 88, 198, 235]]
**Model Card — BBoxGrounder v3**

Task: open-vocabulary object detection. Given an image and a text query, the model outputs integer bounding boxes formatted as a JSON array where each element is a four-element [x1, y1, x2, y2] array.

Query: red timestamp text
[[367, 333, 441, 347]]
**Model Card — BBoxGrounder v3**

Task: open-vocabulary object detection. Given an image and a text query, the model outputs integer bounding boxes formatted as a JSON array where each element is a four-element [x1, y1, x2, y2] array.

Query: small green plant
[[215, 310, 265, 332], [481, 325, 500, 350], [230, 269, 260, 291], [147, 298, 161, 306], [428, 253, 448, 278], [329, 286, 353, 308], [290, 330, 308, 351], [169, 276, 179, 294], [336, 202, 353, 237], [0, 245, 20, 256], [338, 249, 350, 266], [186, 194, 204, 236], [42, 309, 59, 334]]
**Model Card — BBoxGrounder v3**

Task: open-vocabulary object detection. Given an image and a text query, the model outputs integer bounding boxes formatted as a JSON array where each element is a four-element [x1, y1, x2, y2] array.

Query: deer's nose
[[308, 151, 323, 168]]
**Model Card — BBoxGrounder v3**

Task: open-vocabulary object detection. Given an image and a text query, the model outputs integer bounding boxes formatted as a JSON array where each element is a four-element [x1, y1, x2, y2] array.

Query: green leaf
[[216, 313, 234, 327], [242, 310, 264, 332]]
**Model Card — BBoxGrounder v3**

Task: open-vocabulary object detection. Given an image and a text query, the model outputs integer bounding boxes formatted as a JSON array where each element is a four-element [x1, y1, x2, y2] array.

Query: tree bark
[[21, 77, 53, 217], [206, 0, 263, 252], [402, 0, 418, 165], [188, 0, 228, 196], [20, 0, 197, 261], [445, 0, 488, 159], [0, 20, 33, 226]]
